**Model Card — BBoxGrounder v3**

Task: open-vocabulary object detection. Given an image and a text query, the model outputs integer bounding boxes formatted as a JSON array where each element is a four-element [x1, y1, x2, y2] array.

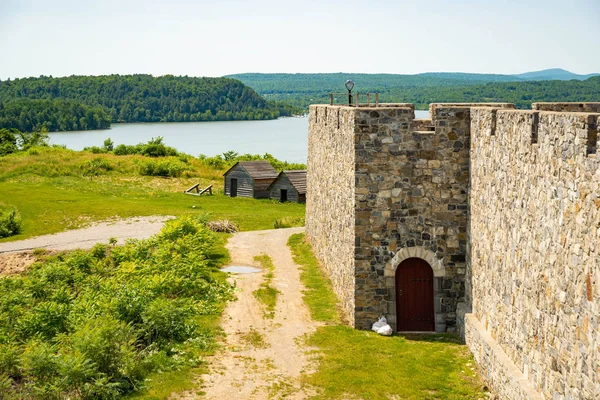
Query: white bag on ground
[[371, 316, 387, 332], [377, 324, 393, 336], [377, 324, 394, 336]]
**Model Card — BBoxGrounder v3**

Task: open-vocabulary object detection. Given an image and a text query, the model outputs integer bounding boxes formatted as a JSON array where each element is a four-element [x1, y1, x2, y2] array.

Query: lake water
[[49, 110, 430, 164]]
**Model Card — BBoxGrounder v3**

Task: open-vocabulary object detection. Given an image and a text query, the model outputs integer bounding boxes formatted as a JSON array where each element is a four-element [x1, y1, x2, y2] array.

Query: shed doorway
[[280, 189, 288, 202], [231, 179, 238, 197], [395, 257, 435, 331]]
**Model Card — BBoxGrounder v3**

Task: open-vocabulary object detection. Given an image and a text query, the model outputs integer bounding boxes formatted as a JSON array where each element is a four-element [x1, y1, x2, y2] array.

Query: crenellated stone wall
[[307, 104, 483, 331], [306, 105, 357, 324], [307, 102, 600, 399], [354, 105, 473, 331], [467, 107, 600, 399], [532, 102, 600, 113]]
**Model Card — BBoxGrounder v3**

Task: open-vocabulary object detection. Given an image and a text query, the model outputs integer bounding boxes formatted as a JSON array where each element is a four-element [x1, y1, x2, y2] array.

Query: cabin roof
[[223, 161, 278, 180], [268, 170, 307, 194]]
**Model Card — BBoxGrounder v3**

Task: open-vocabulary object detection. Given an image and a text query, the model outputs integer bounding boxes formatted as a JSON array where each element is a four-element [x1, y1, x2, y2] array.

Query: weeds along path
[[180, 227, 319, 400]]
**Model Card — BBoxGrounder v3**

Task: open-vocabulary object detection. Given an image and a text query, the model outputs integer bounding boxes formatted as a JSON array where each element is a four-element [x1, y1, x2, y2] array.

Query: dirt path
[[177, 227, 320, 400], [0, 216, 173, 275]]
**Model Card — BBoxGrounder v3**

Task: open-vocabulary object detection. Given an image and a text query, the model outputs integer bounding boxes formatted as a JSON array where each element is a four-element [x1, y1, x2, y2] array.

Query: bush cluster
[[0, 217, 233, 398], [79, 158, 113, 177], [136, 158, 190, 178], [85, 136, 179, 158], [0, 205, 21, 238], [198, 150, 306, 171]]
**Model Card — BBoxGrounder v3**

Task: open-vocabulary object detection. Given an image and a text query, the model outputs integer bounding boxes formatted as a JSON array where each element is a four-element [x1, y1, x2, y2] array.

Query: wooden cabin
[[223, 161, 278, 199], [268, 170, 307, 203]]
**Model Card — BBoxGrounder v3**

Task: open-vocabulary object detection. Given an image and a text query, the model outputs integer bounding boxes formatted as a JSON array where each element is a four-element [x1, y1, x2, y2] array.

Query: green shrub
[[0, 343, 21, 378], [199, 150, 306, 171], [137, 158, 190, 177], [103, 138, 114, 152], [0, 128, 18, 156], [0, 205, 21, 238], [113, 144, 135, 155], [83, 146, 106, 154], [274, 216, 305, 229], [80, 157, 113, 177], [0, 217, 234, 398], [141, 298, 197, 344]]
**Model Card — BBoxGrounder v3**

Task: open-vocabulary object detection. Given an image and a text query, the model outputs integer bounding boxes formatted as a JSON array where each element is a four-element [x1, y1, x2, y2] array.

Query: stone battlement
[[306, 102, 600, 399]]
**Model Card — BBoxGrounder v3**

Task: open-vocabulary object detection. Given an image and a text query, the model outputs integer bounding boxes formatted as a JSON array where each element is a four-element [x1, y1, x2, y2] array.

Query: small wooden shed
[[268, 170, 307, 203], [223, 161, 278, 199]]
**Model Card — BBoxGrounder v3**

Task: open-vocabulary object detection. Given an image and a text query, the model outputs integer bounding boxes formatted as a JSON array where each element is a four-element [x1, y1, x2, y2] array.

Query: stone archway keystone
[[384, 247, 445, 277]]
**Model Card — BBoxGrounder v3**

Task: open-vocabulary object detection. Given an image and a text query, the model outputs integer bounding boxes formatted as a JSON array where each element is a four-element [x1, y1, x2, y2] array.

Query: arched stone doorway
[[395, 258, 435, 331]]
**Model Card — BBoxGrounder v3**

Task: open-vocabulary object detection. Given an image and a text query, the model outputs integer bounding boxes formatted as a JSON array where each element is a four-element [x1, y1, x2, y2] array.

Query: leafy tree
[[0, 128, 18, 155], [103, 138, 114, 152]]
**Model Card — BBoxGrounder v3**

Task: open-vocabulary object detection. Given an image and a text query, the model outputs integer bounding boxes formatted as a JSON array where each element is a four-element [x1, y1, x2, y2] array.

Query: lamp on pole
[[345, 79, 354, 106]]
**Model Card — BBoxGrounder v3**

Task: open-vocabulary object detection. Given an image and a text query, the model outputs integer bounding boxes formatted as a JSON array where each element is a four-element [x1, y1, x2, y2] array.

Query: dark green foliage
[[0, 99, 111, 132], [0, 128, 48, 156], [228, 73, 600, 110], [0, 205, 21, 238], [0, 217, 233, 398], [0, 128, 18, 156], [0, 75, 302, 133]]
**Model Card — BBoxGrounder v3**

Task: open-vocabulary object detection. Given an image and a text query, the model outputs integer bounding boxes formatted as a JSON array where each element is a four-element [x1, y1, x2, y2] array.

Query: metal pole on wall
[[345, 80, 354, 106]]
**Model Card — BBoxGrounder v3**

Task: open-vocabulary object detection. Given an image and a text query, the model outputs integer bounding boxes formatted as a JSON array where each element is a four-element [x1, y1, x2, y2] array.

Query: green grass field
[[288, 233, 486, 399], [0, 147, 305, 241]]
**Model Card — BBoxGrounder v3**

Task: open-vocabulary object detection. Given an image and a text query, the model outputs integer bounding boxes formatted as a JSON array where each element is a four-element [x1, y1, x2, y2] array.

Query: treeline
[[384, 77, 600, 109], [226, 72, 523, 95], [0, 75, 301, 132], [0, 99, 111, 132], [228, 73, 600, 110]]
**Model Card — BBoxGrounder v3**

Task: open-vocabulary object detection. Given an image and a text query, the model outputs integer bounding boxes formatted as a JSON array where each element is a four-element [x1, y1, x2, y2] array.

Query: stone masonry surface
[[306, 105, 356, 324], [353, 105, 471, 331], [307, 104, 499, 331], [469, 107, 600, 399], [307, 101, 599, 399], [532, 102, 600, 113]]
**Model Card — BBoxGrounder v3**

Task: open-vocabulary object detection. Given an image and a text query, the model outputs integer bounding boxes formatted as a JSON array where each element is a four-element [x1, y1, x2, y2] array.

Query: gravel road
[[0, 216, 174, 275], [0, 216, 174, 253]]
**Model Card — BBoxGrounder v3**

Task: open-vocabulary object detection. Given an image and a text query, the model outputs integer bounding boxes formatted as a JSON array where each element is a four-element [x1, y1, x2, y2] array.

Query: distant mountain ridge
[[225, 71, 600, 111], [512, 68, 599, 81]]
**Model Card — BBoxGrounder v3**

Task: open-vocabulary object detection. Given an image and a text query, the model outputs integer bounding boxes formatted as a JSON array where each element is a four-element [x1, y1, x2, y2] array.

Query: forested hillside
[[0, 75, 300, 132], [228, 73, 600, 110], [0, 99, 111, 132]]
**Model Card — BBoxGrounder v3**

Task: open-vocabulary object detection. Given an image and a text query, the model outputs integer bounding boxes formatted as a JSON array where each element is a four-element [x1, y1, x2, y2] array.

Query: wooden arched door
[[395, 257, 435, 331]]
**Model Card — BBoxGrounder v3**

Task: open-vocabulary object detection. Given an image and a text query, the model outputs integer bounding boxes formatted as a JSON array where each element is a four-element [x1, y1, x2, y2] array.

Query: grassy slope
[[0, 147, 305, 241], [288, 233, 485, 399]]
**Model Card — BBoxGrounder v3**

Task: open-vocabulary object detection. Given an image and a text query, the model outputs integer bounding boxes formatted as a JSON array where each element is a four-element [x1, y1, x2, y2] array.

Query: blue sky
[[0, 0, 598, 79]]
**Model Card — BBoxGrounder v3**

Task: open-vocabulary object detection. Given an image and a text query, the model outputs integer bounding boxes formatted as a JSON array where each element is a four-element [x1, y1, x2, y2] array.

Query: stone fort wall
[[467, 107, 600, 399], [307, 101, 600, 399], [306, 105, 357, 323], [307, 103, 496, 331]]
